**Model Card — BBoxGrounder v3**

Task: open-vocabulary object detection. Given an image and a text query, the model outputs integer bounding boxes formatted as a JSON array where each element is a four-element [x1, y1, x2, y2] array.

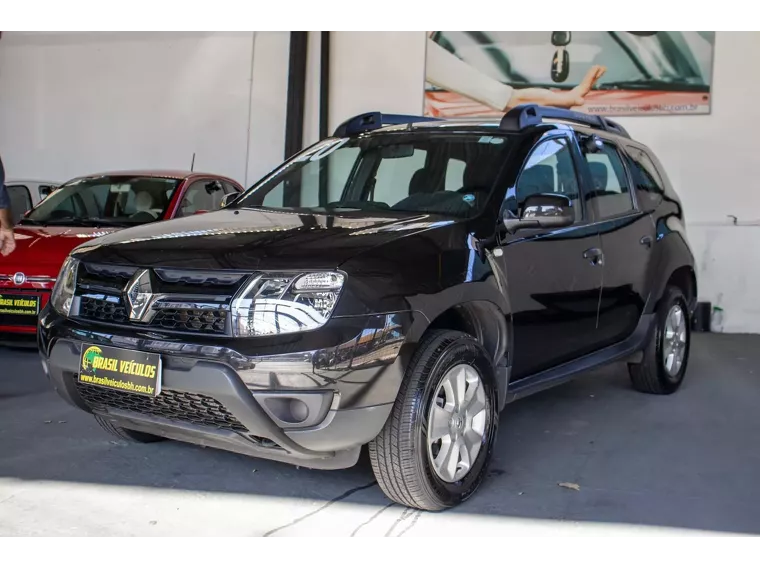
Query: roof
[[78, 169, 213, 179], [334, 106, 631, 140]]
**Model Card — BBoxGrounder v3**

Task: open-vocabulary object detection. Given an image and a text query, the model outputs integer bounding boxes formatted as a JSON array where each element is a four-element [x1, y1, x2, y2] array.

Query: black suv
[[39, 104, 696, 511]]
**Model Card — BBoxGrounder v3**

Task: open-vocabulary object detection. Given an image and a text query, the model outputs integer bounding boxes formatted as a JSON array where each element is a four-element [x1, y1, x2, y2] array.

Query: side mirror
[[503, 193, 575, 234], [220, 192, 241, 208]]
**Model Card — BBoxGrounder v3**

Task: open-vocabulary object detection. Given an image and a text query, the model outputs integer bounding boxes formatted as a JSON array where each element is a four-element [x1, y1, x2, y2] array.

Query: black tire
[[94, 414, 164, 443], [368, 330, 499, 511], [629, 285, 691, 395]]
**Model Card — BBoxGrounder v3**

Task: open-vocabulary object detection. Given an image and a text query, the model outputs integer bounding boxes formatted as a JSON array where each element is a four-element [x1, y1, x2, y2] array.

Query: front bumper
[[39, 308, 415, 470]]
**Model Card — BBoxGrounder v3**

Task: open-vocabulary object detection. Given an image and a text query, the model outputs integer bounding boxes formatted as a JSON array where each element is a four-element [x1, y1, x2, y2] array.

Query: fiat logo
[[12, 272, 26, 286]]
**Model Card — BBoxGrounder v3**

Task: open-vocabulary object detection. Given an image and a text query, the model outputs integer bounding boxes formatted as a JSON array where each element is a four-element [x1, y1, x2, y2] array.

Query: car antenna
[[190, 152, 196, 172]]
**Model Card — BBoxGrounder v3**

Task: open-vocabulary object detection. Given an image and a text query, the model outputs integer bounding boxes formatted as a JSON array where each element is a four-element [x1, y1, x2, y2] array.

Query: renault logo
[[12, 272, 27, 286], [124, 269, 154, 321]]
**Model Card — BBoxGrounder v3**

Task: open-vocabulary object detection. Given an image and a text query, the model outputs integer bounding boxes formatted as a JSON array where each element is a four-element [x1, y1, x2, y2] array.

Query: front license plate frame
[[78, 343, 162, 398], [0, 293, 41, 317]]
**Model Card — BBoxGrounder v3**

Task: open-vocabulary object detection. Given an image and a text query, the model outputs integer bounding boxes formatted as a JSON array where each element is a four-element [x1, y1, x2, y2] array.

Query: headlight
[[50, 257, 79, 317], [231, 271, 344, 337]]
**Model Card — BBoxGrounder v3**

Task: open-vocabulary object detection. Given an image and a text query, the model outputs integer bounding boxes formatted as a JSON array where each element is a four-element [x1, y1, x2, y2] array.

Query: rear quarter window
[[625, 146, 665, 211]]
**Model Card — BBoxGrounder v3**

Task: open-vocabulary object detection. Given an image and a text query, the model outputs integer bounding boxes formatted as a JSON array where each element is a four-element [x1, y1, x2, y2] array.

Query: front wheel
[[369, 330, 499, 511]]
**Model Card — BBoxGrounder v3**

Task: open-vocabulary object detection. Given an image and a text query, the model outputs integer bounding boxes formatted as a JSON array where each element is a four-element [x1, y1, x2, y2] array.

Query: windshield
[[430, 31, 713, 90], [21, 175, 182, 226], [234, 131, 514, 218]]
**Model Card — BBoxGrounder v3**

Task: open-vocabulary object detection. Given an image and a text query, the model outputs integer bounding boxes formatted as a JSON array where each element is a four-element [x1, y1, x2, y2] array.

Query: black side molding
[[506, 314, 654, 403]]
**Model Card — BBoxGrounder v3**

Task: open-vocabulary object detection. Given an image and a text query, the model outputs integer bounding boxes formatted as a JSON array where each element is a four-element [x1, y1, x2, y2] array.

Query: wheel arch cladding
[[416, 300, 509, 367], [645, 229, 697, 315]]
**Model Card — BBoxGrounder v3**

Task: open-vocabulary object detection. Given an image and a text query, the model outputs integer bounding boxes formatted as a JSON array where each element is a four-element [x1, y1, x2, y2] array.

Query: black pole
[[284, 31, 308, 207], [319, 31, 331, 207], [319, 31, 330, 140]]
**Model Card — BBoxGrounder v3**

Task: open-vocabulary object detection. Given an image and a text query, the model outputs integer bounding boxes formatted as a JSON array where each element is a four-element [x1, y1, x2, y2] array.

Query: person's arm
[[0, 206, 11, 230], [426, 38, 515, 111], [0, 158, 16, 256], [0, 158, 10, 229]]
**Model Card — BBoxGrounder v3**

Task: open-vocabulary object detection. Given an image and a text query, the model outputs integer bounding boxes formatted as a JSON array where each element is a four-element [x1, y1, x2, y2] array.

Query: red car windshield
[[19, 176, 182, 227]]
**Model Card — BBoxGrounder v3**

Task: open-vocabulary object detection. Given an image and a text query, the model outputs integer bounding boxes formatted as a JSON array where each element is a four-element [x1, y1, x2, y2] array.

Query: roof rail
[[333, 112, 442, 137], [499, 104, 630, 139]]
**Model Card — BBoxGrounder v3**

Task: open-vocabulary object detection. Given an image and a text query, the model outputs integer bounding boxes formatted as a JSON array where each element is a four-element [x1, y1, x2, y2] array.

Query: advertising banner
[[424, 32, 715, 118]]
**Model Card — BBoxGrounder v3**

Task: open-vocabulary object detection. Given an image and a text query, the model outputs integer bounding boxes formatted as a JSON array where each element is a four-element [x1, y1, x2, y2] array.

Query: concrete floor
[[1, 333, 759, 536]]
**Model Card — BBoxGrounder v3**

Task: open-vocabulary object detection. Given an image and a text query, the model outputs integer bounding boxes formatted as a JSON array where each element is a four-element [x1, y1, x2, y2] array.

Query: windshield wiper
[[17, 218, 45, 226], [37, 217, 132, 228], [599, 79, 707, 91]]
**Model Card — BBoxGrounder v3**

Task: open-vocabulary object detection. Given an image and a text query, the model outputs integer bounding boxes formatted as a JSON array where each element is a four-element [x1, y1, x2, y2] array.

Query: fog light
[[289, 399, 309, 422], [253, 391, 334, 429]]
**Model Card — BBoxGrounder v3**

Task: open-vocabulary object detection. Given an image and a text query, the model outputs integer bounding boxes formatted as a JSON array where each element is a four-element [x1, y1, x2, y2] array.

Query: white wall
[[0, 31, 289, 187], [316, 31, 760, 333]]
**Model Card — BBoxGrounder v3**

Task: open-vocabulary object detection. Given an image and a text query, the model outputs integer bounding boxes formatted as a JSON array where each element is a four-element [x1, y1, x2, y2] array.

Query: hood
[[0, 226, 120, 278], [72, 208, 460, 271]]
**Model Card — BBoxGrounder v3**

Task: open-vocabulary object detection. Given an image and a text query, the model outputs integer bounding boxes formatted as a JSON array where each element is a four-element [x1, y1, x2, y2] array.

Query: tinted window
[[583, 141, 634, 219], [235, 133, 514, 219], [176, 180, 226, 217], [626, 146, 664, 209], [6, 185, 33, 224], [38, 185, 56, 199], [508, 137, 581, 220], [23, 176, 181, 226]]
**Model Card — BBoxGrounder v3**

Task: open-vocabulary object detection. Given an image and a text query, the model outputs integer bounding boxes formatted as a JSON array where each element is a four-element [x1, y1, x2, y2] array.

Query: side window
[[38, 185, 55, 199], [510, 137, 581, 220], [222, 181, 238, 194], [177, 180, 225, 217], [372, 149, 428, 206], [582, 141, 634, 219], [6, 185, 33, 224], [625, 146, 664, 210]]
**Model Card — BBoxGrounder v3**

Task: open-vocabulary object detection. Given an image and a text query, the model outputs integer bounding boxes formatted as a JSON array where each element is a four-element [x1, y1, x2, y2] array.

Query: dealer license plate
[[79, 344, 162, 397], [0, 293, 40, 316]]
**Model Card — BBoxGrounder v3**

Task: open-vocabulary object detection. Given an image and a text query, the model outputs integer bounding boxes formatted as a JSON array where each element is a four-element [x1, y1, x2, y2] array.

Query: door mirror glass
[[503, 193, 574, 234], [220, 192, 241, 208]]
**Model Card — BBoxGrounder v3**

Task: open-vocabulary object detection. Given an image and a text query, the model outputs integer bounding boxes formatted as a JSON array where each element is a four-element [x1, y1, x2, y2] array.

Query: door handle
[[640, 235, 653, 249], [583, 247, 604, 266]]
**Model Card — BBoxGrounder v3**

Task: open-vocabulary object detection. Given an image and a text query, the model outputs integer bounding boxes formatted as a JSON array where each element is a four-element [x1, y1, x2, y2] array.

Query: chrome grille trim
[[0, 275, 56, 283]]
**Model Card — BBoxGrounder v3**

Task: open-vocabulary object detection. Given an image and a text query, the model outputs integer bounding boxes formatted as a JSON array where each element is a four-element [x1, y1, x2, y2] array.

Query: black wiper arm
[[17, 218, 44, 226], [599, 79, 707, 91], [40, 217, 132, 227]]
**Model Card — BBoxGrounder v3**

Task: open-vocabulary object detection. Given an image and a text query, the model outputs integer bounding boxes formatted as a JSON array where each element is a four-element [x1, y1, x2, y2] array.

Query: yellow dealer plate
[[79, 344, 162, 398]]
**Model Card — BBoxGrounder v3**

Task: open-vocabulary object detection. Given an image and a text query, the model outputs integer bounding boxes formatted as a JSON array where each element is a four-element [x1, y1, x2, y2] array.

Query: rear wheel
[[629, 286, 690, 395], [94, 414, 164, 443], [369, 330, 498, 511]]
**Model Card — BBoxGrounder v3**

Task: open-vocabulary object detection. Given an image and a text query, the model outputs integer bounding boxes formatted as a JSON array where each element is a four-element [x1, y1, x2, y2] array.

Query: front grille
[[152, 308, 227, 333], [77, 296, 227, 334], [74, 264, 243, 335], [77, 383, 247, 432], [80, 296, 128, 323]]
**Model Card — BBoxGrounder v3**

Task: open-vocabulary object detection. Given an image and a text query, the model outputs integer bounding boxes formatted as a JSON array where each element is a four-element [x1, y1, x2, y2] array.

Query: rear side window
[[6, 185, 33, 224], [625, 146, 664, 210], [38, 185, 56, 199], [582, 141, 634, 219]]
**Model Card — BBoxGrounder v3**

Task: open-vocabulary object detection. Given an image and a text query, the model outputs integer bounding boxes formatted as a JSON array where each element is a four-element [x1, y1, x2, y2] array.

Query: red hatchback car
[[0, 170, 243, 338]]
